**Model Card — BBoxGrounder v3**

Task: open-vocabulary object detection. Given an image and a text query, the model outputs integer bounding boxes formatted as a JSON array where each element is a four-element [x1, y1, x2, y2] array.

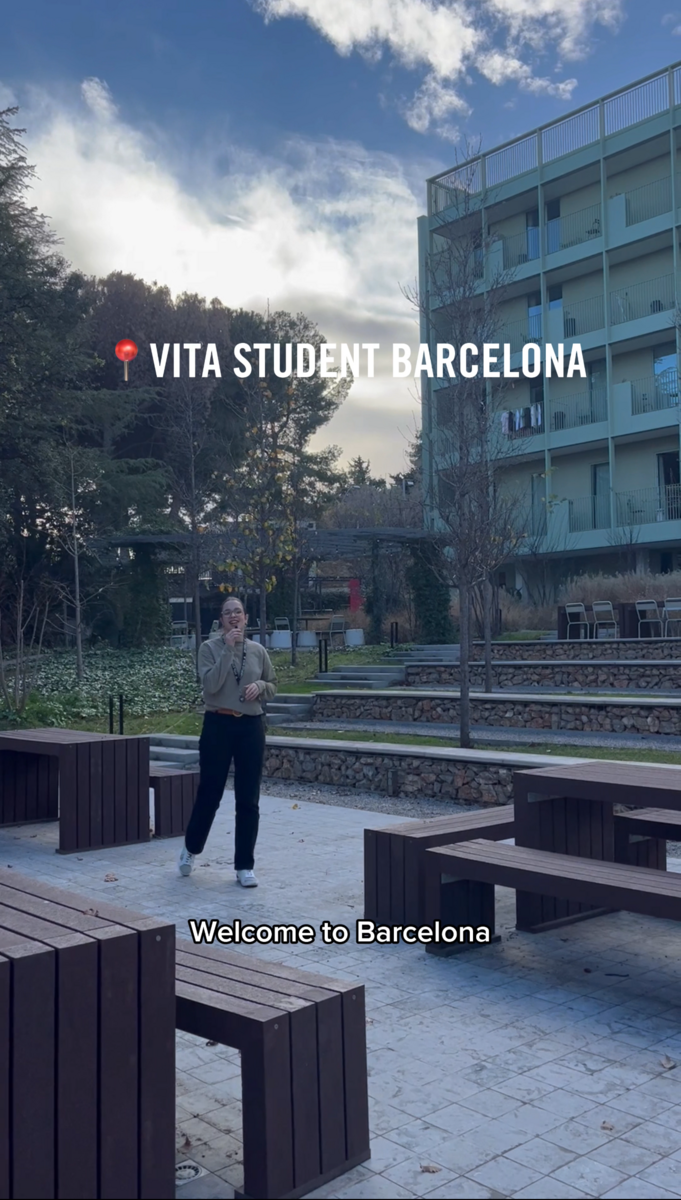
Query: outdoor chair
[[636, 599, 663, 638], [274, 617, 290, 630], [592, 600, 618, 639], [328, 617, 347, 647], [565, 602, 590, 640], [663, 597, 681, 638]]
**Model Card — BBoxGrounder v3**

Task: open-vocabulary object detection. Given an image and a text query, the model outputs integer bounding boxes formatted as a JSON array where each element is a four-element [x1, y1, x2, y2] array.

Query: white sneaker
[[178, 847, 195, 876], [236, 869, 258, 887]]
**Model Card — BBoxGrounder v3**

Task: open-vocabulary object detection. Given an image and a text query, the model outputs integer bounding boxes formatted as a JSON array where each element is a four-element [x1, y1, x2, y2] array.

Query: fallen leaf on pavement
[[420, 1164, 441, 1174], [104, 873, 118, 882], [661, 1056, 677, 1070], [601, 1121, 614, 1131], [292, 803, 299, 809], [206, 1040, 218, 1047]]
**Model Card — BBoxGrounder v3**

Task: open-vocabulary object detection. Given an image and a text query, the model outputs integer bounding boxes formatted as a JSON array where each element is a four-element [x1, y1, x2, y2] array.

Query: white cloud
[[479, 52, 577, 99], [80, 77, 118, 120], [19, 82, 424, 474], [403, 76, 471, 140], [253, 0, 624, 133]]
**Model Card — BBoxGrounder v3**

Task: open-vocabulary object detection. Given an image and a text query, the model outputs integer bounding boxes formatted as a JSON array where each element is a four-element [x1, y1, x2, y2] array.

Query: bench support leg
[[424, 873, 499, 957]]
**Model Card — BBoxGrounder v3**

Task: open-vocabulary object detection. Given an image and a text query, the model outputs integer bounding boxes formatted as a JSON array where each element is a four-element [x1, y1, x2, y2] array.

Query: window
[[592, 462, 610, 529], [548, 285, 562, 310], [527, 292, 542, 340], [546, 199, 561, 254], [653, 343, 677, 376], [526, 210, 540, 260]]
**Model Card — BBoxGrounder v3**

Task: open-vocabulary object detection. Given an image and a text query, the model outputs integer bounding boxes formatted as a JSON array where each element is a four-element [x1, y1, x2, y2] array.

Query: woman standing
[[178, 597, 277, 886]]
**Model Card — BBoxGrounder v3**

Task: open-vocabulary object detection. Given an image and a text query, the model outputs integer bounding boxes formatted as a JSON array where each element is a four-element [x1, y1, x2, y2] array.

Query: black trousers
[[184, 712, 266, 870]]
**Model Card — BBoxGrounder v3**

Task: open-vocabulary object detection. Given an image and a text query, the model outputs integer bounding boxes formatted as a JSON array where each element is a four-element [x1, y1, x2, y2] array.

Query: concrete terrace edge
[[311, 689, 681, 709]]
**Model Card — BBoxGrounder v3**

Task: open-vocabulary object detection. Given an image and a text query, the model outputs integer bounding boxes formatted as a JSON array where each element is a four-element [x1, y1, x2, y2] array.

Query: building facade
[[419, 62, 681, 593]]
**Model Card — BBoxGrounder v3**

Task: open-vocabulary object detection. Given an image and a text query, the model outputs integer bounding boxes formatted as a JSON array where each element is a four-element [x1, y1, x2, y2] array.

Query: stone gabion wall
[[405, 662, 681, 690], [313, 692, 681, 735], [264, 744, 514, 805], [470, 639, 681, 662]]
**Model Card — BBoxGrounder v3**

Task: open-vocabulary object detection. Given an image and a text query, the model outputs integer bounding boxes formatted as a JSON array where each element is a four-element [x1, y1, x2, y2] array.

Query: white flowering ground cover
[[22, 647, 203, 724]]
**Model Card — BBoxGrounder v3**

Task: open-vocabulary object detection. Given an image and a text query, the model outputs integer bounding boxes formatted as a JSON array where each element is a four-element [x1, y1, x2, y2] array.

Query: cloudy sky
[[2, 0, 680, 473]]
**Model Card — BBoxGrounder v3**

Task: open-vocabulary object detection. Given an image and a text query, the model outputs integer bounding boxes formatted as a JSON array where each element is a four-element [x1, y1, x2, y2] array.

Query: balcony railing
[[631, 370, 680, 415], [545, 204, 601, 254], [562, 295, 605, 338], [616, 484, 681, 525], [610, 273, 675, 324], [625, 177, 673, 226], [502, 229, 540, 270], [499, 403, 544, 439], [568, 494, 610, 533], [428, 64, 680, 208], [550, 387, 607, 431], [502, 314, 542, 353]]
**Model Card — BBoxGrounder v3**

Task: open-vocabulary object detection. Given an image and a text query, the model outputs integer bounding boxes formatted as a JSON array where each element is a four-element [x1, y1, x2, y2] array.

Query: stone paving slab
[[3, 793, 681, 1198]]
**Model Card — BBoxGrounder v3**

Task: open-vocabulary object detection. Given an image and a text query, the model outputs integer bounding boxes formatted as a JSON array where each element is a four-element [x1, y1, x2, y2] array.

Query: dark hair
[[220, 597, 245, 616]]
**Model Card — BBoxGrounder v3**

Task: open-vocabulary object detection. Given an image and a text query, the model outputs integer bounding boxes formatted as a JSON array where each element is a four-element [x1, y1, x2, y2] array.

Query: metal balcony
[[615, 484, 681, 525], [610, 273, 675, 324], [545, 203, 601, 254]]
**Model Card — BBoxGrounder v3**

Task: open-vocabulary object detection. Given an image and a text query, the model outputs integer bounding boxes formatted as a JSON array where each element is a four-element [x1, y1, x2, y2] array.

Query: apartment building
[[419, 63, 681, 592]]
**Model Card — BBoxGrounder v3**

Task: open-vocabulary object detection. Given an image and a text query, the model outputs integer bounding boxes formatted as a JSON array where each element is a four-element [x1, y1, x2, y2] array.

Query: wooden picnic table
[[513, 760, 681, 930], [0, 728, 150, 855], [0, 865, 175, 1198]]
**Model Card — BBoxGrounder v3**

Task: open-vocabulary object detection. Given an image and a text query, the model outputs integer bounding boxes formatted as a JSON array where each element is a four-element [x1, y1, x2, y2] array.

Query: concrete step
[[267, 703, 312, 718], [149, 746, 200, 766]]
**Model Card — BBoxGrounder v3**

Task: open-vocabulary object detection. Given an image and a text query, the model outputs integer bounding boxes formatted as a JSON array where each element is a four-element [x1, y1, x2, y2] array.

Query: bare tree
[[0, 566, 51, 716]]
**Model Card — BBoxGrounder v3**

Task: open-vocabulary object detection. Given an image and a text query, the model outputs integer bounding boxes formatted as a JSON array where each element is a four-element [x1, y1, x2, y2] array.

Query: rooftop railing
[[428, 62, 681, 215]]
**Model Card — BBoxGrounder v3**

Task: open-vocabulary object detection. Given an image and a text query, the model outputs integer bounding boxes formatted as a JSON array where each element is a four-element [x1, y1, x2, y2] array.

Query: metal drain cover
[[176, 1160, 206, 1185]]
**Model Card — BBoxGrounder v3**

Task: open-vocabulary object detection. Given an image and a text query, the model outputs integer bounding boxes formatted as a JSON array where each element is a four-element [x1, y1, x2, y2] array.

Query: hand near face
[[243, 683, 260, 702], [223, 627, 244, 646]]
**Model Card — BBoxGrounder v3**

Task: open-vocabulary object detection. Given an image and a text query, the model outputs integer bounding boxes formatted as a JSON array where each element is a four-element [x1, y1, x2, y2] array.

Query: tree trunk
[[259, 561, 268, 648], [483, 576, 493, 693], [70, 464, 84, 682], [291, 558, 299, 667], [459, 580, 472, 749]]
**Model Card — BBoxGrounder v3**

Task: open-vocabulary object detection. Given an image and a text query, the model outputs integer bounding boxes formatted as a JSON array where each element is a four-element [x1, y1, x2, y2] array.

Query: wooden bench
[[0, 866, 175, 1198], [150, 766, 199, 837], [364, 805, 514, 925], [175, 939, 370, 1200], [614, 806, 681, 870], [0, 728, 150, 853], [423, 838, 681, 955]]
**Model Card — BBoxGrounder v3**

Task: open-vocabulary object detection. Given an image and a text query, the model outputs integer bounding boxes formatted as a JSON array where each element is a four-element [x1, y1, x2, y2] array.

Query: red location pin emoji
[[115, 339, 138, 382]]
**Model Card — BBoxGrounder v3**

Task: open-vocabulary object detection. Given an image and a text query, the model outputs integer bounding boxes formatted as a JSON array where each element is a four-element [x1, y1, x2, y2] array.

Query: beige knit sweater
[[198, 635, 277, 716]]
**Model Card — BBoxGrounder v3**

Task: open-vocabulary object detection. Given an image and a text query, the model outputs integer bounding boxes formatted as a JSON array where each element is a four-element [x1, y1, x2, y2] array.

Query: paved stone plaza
[[5, 790, 681, 1199]]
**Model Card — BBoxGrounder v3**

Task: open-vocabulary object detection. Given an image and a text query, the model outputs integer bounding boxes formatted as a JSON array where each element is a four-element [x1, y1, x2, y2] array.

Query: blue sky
[[3, 0, 681, 471]]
